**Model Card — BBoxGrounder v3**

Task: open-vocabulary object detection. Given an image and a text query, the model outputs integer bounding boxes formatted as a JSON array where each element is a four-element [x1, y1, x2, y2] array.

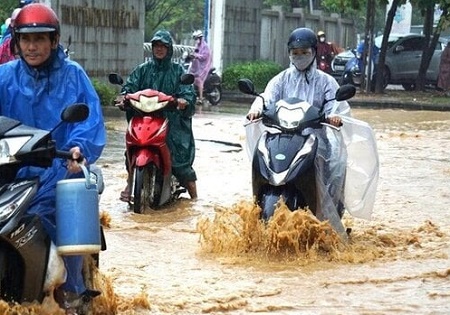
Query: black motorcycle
[[239, 79, 356, 239], [182, 51, 222, 106], [0, 104, 105, 311]]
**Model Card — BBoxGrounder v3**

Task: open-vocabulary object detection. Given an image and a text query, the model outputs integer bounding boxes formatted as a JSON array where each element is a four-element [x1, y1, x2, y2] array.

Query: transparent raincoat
[[245, 65, 379, 234]]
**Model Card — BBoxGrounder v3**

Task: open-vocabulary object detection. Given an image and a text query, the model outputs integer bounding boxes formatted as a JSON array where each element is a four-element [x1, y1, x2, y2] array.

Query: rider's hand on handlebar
[[177, 98, 188, 110], [114, 95, 126, 111], [67, 146, 86, 174], [246, 111, 261, 121], [326, 116, 343, 127]]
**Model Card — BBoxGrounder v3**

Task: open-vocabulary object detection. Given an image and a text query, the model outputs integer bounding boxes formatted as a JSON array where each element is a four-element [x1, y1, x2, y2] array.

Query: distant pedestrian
[[437, 44, 450, 95], [188, 30, 212, 105], [316, 31, 334, 74]]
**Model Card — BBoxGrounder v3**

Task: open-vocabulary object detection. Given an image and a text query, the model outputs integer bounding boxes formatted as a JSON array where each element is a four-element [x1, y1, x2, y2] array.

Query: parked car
[[331, 33, 447, 90], [330, 49, 354, 81]]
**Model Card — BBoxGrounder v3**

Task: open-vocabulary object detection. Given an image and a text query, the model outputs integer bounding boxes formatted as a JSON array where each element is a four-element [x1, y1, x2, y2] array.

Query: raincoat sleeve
[[57, 65, 106, 165], [122, 63, 146, 94], [173, 64, 196, 118], [248, 72, 283, 115], [194, 41, 211, 63]]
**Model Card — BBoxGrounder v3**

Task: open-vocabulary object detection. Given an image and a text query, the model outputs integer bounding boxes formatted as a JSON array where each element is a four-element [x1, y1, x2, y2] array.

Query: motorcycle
[[340, 42, 381, 90], [182, 51, 222, 106], [108, 73, 194, 214], [238, 79, 378, 239], [0, 104, 105, 311], [318, 54, 332, 74]]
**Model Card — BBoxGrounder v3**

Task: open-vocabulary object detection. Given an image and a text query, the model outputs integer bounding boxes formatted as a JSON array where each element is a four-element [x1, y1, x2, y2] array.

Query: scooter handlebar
[[56, 150, 85, 163]]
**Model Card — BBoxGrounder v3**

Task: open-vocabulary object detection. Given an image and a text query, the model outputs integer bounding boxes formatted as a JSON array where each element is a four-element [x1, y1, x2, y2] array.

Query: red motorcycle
[[108, 73, 194, 213]]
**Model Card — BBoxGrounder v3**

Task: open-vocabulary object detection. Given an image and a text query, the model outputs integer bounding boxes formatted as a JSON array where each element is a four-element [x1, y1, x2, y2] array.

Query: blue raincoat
[[0, 45, 106, 294]]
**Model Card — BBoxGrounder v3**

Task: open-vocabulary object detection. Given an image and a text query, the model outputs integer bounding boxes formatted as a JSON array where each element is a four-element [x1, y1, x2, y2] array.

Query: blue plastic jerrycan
[[56, 165, 101, 255]]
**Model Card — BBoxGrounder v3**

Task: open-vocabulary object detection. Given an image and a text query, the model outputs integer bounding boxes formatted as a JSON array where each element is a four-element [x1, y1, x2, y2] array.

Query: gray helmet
[[287, 27, 317, 51], [192, 30, 203, 40]]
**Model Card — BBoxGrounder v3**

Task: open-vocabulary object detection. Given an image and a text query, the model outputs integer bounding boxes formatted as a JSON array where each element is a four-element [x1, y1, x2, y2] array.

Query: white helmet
[[192, 30, 203, 40]]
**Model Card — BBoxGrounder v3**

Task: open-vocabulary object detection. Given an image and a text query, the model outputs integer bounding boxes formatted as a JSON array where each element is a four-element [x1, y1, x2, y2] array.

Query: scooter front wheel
[[260, 193, 279, 221], [259, 186, 303, 221], [133, 164, 162, 213]]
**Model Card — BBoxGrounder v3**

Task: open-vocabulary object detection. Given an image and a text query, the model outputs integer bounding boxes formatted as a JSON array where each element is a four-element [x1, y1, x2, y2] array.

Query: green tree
[[0, 0, 17, 29], [413, 0, 450, 91], [144, 0, 204, 42]]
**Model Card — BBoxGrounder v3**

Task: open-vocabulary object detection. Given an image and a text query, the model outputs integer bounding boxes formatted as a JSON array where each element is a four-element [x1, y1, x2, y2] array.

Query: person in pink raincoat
[[0, 8, 22, 64], [188, 30, 212, 104]]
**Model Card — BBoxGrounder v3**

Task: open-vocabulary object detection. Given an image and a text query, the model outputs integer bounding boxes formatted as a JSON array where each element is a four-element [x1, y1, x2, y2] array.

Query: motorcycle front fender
[[133, 148, 160, 168], [130, 146, 173, 176], [258, 185, 301, 221]]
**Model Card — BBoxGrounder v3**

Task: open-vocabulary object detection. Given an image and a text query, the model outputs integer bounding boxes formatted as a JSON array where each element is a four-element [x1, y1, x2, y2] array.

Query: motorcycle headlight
[[0, 137, 31, 165], [277, 106, 304, 129], [0, 139, 10, 163], [277, 100, 305, 129]]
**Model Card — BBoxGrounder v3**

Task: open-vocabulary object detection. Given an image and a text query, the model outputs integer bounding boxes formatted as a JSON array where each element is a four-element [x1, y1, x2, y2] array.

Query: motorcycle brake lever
[[320, 122, 341, 131], [243, 117, 262, 127]]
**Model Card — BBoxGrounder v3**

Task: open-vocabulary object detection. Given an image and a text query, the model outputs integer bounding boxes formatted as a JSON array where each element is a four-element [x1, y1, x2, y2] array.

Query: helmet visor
[[15, 25, 56, 33]]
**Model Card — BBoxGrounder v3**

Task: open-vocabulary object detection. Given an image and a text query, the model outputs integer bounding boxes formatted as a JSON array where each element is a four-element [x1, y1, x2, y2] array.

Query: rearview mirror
[[108, 73, 124, 86], [394, 45, 404, 53], [180, 73, 195, 85], [61, 103, 89, 123], [238, 78, 257, 95], [335, 84, 356, 102]]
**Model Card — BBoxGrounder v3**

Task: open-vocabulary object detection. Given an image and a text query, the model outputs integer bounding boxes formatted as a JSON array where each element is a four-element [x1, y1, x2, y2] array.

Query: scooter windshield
[[129, 96, 169, 113], [127, 89, 173, 113]]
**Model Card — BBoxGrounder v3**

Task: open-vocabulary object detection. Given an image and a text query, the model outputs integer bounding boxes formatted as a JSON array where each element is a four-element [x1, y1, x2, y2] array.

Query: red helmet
[[14, 3, 60, 35]]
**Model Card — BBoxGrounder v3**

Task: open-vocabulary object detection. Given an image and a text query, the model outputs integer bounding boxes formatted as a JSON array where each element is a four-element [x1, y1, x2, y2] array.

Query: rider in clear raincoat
[[246, 28, 379, 234]]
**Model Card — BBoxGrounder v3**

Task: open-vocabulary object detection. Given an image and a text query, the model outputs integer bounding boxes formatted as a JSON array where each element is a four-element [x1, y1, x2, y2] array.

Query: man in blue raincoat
[[0, 3, 106, 313]]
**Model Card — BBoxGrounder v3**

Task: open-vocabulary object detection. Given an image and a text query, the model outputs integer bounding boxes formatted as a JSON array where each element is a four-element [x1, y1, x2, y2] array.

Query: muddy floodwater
[[87, 106, 450, 315], [87, 109, 450, 314]]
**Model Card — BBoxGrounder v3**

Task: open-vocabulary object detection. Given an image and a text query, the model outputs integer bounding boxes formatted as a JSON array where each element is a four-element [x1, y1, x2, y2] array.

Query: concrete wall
[[209, 3, 355, 73], [261, 7, 355, 67], [37, 1, 354, 82], [46, 0, 144, 79], [220, 0, 262, 68]]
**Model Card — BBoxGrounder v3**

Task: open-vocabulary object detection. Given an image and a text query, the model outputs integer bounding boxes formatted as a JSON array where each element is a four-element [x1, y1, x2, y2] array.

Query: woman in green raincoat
[[117, 29, 198, 199]]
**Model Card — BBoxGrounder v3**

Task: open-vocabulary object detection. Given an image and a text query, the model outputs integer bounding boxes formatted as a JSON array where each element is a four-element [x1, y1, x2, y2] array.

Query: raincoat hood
[[151, 30, 173, 69]]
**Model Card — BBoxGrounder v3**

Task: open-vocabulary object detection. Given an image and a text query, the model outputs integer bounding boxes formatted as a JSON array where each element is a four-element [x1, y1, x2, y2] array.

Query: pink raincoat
[[0, 37, 15, 64], [189, 39, 212, 87]]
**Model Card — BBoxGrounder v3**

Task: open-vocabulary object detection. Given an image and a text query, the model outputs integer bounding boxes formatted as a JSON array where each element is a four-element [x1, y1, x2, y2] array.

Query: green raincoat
[[122, 30, 197, 184]]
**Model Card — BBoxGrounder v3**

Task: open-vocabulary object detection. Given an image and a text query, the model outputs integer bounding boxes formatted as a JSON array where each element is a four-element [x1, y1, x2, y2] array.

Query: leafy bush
[[91, 78, 117, 107], [222, 60, 283, 92]]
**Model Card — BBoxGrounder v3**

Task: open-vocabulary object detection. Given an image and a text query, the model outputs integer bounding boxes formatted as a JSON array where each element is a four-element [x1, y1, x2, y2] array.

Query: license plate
[[334, 65, 345, 71]]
